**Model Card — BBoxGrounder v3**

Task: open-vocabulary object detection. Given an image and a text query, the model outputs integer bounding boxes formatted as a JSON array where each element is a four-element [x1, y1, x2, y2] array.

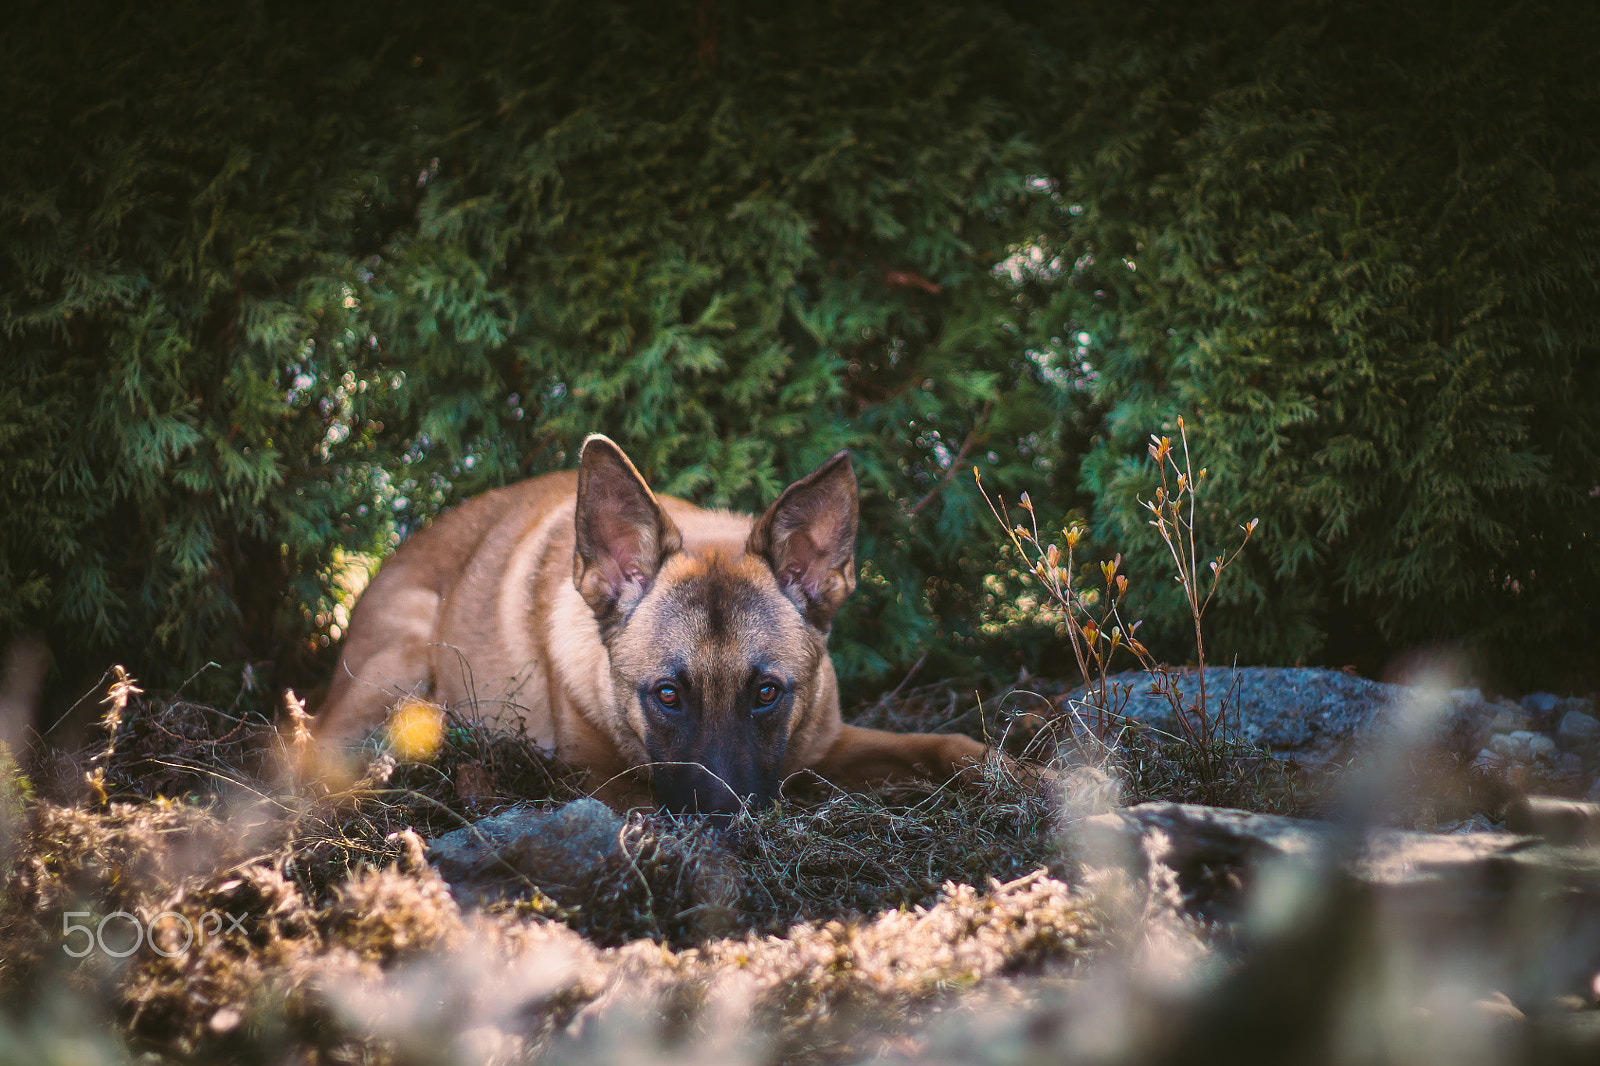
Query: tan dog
[[312, 435, 994, 815]]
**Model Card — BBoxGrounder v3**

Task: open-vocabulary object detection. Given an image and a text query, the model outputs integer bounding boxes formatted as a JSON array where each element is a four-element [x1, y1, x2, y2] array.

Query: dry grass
[[0, 679, 1100, 1063], [0, 669, 1557, 1065], [0, 672, 1126, 1062]]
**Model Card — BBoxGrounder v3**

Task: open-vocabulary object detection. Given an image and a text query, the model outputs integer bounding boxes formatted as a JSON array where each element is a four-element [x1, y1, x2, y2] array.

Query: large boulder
[[1070, 667, 1485, 764], [1074, 800, 1600, 997], [1073, 801, 1553, 888]]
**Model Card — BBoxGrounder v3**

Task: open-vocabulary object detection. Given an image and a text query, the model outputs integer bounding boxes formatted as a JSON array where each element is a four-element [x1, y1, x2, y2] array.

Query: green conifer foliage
[[3, 0, 1595, 709], [1046, 0, 1600, 679], [1, 4, 414, 700], [1, 1, 1077, 704]]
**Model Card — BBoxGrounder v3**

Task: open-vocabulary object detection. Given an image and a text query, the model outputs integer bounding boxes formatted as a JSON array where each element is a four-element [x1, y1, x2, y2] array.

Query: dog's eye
[[753, 681, 782, 710], [654, 683, 681, 709]]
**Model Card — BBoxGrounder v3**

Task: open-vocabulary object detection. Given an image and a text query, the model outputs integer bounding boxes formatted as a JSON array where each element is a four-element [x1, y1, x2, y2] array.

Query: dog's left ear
[[574, 435, 684, 626], [747, 451, 858, 628]]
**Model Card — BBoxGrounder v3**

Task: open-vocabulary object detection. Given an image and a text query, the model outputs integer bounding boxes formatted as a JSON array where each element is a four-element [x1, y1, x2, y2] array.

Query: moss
[[0, 682, 1104, 1062]]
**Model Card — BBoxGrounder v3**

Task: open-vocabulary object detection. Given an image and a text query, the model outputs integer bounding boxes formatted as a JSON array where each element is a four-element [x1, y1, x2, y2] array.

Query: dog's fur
[[312, 435, 992, 814]]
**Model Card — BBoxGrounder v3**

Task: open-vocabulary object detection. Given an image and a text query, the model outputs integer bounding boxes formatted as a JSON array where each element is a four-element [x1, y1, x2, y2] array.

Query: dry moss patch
[[0, 797, 1097, 1063], [0, 687, 1094, 1063]]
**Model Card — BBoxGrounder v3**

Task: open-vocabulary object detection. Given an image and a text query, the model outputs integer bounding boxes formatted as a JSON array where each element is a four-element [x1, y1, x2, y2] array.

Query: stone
[[1556, 752, 1585, 777], [1520, 692, 1563, 722], [1523, 732, 1559, 763], [1560, 696, 1598, 719], [1075, 799, 1600, 987], [1074, 801, 1600, 889], [1071, 667, 1479, 765], [1471, 748, 1503, 772], [426, 798, 627, 904], [1556, 710, 1600, 744], [1489, 731, 1533, 762], [1506, 796, 1600, 846], [1484, 730, 1557, 765], [502, 800, 627, 894], [1485, 704, 1534, 734]]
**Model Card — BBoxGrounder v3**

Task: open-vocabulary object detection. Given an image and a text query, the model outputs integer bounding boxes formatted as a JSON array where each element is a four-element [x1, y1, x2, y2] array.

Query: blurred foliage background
[[2, 0, 1596, 716]]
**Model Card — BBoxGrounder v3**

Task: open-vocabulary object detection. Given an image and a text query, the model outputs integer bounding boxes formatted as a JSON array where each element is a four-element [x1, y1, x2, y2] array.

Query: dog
[[311, 435, 999, 815]]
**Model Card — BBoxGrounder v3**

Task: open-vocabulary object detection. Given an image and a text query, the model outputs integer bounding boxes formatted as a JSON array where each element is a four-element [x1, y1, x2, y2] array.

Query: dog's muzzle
[[654, 762, 774, 821]]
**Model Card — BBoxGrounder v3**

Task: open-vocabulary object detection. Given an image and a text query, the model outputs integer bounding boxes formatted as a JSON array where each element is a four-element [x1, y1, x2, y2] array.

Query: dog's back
[[316, 470, 766, 756], [315, 471, 575, 746]]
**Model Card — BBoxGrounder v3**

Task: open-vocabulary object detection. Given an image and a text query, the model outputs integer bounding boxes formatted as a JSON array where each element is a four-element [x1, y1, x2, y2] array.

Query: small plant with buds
[[979, 415, 1260, 802], [85, 664, 142, 805], [976, 473, 1139, 756], [1127, 417, 1257, 795]]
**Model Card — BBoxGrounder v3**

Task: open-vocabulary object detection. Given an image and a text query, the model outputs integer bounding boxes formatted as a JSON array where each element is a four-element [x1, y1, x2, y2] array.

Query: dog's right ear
[[573, 436, 683, 625]]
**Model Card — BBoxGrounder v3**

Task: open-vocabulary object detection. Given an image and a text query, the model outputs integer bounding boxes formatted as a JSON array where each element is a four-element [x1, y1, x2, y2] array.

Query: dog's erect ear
[[746, 450, 858, 628], [574, 435, 683, 624]]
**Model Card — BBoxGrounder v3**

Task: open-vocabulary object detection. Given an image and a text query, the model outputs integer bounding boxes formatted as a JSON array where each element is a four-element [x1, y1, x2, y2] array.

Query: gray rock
[[1471, 748, 1503, 772], [1560, 696, 1598, 719], [1489, 732, 1532, 762], [502, 800, 626, 893], [1073, 667, 1477, 764], [1524, 732, 1559, 763], [1485, 704, 1534, 734], [1076, 802, 1600, 1002], [1486, 730, 1556, 764], [1557, 710, 1600, 743], [1557, 752, 1585, 777], [1075, 802, 1329, 878], [426, 798, 626, 903], [1485, 731, 1558, 768], [1507, 796, 1600, 846], [1075, 801, 1597, 887], [1556, 711, 1600, 764], [1520, 692, 1563, 722]]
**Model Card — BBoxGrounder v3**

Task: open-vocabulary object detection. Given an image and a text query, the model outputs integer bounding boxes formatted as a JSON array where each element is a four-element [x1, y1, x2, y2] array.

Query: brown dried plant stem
[[1135, 418, 1257, 797], [976, 470, 1134, 746], [979, 416, 1257, 803]]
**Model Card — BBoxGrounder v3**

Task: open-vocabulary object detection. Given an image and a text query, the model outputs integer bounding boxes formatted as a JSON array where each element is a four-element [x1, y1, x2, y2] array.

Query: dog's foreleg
[[803, 723, 996, 791]]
